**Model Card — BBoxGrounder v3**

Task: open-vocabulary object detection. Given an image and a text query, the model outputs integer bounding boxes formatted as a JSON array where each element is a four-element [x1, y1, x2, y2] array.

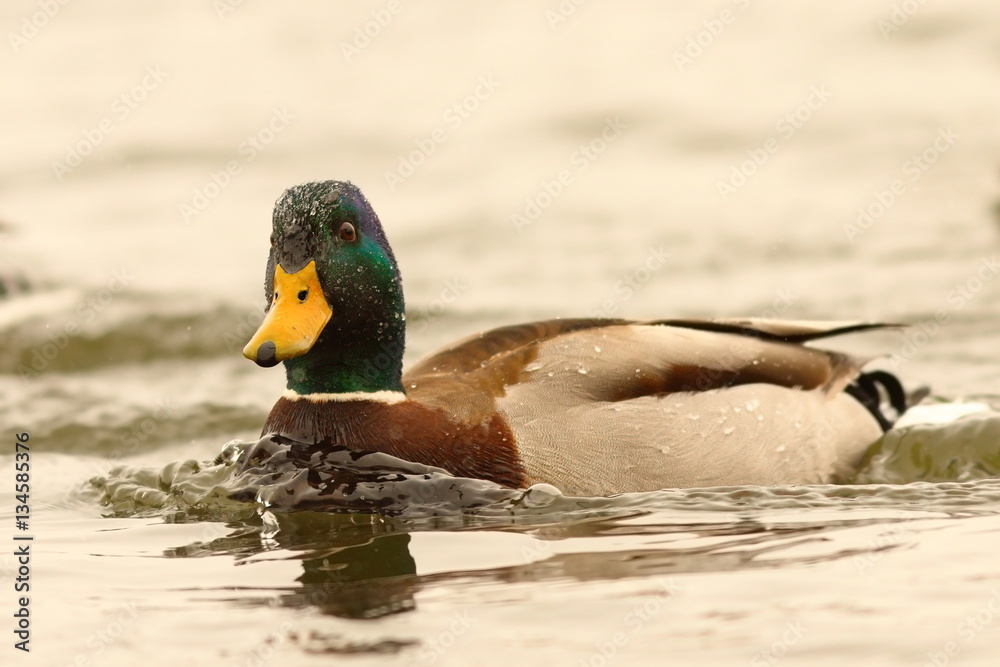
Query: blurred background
[[4, 2, 998, 319], [5, 3, 1000, 665]]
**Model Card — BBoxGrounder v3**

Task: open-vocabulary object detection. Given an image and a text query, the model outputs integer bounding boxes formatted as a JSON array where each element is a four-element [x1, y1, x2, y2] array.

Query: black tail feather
[[846, 370, 915, 431]]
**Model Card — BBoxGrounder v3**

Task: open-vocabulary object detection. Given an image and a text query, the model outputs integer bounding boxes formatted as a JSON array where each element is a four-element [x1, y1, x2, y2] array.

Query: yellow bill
[[243, 260, 332, 367]]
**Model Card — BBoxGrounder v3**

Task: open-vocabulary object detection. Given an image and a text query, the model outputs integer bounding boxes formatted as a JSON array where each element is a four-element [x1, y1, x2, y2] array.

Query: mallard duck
[[242, 180, 908, 496]]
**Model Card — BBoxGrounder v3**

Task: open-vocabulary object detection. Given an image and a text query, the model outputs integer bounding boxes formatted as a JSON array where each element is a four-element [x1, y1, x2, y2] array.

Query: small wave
[[89, 434, 521, 520], [854, 407, 1000, 485], [0, 290, 262, 374], [31, 401, 264, 456]]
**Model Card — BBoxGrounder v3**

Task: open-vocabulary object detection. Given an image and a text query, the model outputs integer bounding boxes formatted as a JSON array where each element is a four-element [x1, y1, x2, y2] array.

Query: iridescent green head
[[244, 181, 406, 394]]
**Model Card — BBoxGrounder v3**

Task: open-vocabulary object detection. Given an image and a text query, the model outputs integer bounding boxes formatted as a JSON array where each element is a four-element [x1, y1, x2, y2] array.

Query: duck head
[[243, 181, 406, 394]]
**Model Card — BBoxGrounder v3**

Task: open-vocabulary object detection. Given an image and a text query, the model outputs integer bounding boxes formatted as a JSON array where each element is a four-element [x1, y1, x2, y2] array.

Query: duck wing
[[404, 318, 900, 400]]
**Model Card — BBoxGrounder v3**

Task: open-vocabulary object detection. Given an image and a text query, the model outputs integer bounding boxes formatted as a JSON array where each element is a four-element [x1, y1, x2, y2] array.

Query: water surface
[[3, 2, 1000, 665]]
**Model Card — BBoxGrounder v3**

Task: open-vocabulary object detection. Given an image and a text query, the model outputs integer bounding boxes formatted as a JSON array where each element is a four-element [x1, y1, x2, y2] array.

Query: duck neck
[[282, 320, 406, 396]]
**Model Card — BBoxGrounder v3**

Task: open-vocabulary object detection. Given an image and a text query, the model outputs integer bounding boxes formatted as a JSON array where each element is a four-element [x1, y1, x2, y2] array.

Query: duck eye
[[338, 222, 357, 242], [297, 289, 308, 302]]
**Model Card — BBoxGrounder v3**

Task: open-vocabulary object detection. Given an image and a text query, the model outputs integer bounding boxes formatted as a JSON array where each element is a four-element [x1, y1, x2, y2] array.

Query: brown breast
[[262, 397, 526, 488]]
